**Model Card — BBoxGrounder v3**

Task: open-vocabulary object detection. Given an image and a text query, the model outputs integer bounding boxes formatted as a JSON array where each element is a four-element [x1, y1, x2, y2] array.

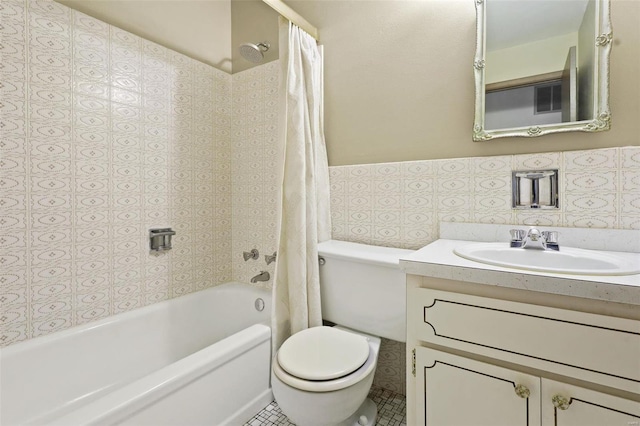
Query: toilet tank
[[318, 240, 414, 342]]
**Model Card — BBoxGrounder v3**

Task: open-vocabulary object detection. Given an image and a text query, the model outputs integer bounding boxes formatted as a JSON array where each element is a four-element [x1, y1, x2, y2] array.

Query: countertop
[[400, 239, 640, 306]]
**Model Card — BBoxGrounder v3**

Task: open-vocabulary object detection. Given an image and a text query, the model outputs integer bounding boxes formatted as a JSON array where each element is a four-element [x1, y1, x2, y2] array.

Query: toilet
[[271, 240, 414, 426]]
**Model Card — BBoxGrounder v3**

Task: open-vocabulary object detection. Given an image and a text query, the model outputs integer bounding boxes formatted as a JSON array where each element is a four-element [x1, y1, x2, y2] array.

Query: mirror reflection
[[474, 0, 612, 141]]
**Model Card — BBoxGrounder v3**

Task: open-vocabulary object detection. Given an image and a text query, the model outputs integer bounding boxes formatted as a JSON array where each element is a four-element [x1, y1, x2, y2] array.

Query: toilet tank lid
[[317, 240, 415, 268]]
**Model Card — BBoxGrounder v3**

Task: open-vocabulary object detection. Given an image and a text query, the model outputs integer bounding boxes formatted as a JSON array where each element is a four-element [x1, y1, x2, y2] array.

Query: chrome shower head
[[239, 42, 270, 63]]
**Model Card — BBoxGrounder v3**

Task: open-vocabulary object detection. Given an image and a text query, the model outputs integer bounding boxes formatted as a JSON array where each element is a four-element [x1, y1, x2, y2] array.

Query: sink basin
[[453, 242, 640, 276]]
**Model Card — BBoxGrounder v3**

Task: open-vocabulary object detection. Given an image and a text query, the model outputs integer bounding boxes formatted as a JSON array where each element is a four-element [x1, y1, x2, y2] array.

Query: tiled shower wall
[[230, 62, 280, 285], [0, 0, 232, 347]]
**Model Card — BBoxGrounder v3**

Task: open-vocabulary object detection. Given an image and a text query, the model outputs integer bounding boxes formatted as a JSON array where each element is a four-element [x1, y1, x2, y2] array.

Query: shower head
[[239, 42, 270, 63]]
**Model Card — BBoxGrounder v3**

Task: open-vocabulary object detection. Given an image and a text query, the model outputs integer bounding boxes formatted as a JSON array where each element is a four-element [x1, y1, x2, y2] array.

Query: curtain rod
[[261, 0, 319, 41]]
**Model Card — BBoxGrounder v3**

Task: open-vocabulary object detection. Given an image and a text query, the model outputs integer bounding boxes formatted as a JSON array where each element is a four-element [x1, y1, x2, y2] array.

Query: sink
[[453, 242, 640, 276]]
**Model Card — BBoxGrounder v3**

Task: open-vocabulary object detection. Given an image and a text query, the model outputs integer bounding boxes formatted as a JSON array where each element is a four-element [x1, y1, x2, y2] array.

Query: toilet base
[[336, 398, 377, 426]]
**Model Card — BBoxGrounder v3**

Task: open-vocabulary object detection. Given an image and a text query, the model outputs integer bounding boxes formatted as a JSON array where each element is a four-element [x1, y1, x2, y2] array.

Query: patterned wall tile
[[564, 148, 618, 171], [621, 147, 640, 168], [0, 0, 231, 347], [230, 62, 279, 287], [330, 147, 638, 249], [373, 339, 406, 395], [512, 152, 561, 171]]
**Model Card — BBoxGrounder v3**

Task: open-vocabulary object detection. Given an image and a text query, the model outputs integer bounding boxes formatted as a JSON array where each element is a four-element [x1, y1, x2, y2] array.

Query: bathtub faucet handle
[[265, 251, 277, 265], [243, 248, 259, 261]]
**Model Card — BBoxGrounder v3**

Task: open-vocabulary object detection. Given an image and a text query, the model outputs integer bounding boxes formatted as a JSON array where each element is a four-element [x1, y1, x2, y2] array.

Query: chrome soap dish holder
[[149, 228, 176, 251], [512, 169, 559, 209]]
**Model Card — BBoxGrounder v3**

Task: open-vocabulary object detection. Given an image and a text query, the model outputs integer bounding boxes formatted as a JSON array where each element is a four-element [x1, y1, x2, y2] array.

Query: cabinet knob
[[552, 394, 571, 410], [514, 384, 530, 399]]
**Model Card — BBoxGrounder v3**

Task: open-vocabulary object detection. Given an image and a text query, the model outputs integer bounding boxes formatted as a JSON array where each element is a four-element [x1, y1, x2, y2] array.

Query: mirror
[[473, 0, 612, 141]]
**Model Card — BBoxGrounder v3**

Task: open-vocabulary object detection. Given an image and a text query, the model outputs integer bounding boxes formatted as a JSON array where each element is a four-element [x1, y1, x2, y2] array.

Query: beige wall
[[307, 0, 638, 165], [234, 0, 640, 165], [231, 0, 280, 73], [56, 0, 233, 72], [55, 0, 640, 165]]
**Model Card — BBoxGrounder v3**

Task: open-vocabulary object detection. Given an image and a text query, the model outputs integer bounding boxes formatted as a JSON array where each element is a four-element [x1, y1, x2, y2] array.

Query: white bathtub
[[1, 282, 272, 426]]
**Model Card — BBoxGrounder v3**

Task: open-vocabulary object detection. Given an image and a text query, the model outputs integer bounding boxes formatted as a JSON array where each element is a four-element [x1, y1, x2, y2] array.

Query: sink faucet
[[250, 271, 270, 283], [510, 228, 559, 251]]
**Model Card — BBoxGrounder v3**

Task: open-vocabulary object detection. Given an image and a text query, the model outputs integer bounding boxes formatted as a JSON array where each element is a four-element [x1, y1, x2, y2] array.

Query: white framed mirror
[[473, 0, 612, 142]]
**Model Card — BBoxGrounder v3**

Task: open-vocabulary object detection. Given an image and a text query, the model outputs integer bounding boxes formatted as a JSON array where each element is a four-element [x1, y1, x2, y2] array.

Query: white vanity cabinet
[[414, 347, 640, 426], [406, 279, 640, 426], [415, 347, 540, 426], [541, 380, 640, 426]]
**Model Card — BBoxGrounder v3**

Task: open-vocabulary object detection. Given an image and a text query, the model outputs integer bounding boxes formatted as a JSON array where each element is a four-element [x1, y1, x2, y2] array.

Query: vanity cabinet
[[406, 279, 640, 426], [542, 379, 640, 426], [414, 348, 640, 426], [415, 347, 540, 426]]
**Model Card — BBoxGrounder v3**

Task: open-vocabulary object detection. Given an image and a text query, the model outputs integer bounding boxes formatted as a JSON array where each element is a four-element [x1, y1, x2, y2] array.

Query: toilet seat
[[273, 327, 379, 392], [278, 326, 369, 380]]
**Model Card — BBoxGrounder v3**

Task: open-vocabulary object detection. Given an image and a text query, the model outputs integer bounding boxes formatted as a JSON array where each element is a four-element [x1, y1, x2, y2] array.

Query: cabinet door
[[410, 288, 640, 395], [415, 347, 541, 426], [542, 379, 640, 426]]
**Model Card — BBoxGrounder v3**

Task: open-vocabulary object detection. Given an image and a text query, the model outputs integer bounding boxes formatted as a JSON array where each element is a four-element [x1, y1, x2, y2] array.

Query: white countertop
[[400, 239, 640, 306]]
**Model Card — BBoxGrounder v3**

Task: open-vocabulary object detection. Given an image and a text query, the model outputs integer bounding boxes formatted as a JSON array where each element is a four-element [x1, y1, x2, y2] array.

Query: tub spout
[[250, 271, 270, 283]]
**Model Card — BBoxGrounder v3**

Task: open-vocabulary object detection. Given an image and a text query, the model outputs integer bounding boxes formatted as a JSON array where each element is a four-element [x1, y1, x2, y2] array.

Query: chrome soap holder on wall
[[512, 170, 559, 209], [149, 228, 176, 251]]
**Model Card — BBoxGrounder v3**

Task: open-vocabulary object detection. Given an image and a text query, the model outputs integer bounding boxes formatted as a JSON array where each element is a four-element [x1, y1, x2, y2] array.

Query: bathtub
[[1, 282, 272, 426]]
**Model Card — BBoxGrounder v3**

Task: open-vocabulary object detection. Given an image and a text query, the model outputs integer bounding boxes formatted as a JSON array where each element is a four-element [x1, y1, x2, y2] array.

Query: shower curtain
[[272, 18, 332, 354]]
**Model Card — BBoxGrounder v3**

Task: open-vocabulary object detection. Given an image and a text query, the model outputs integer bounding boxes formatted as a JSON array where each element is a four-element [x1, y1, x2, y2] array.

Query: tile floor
[[244, 386, 406, 426]]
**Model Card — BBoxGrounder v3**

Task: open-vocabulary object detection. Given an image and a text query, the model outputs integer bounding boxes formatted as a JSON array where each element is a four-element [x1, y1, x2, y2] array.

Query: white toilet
[[271, 240, 414, 426]]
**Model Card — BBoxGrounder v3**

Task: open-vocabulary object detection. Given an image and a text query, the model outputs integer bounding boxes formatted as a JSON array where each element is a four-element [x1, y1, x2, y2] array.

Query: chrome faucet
[[510, 228, 559, 251], [250, 271, 270, 283]]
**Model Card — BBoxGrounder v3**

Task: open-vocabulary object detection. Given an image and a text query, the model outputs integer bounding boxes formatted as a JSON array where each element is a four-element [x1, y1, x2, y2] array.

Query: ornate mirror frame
[[473, 0, 613, 142]]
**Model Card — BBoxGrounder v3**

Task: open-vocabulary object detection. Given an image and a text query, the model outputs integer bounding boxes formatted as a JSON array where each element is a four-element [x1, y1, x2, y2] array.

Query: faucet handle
[[509, 229, 526, 247], [542, 231, 558, 243], [243, 248, 259, 261], [265, 251, 277, 265], [509, 229, 526, 241]]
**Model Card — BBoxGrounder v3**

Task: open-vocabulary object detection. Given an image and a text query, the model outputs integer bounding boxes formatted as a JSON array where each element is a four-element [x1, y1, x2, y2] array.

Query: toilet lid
[[278, 326, 370, 381]]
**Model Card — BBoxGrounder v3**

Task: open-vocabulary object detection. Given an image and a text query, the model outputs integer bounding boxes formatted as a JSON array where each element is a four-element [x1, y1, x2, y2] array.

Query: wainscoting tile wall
[[372, 337, 407, 394], [0, 0, 232, 347], [330, 146, 640, 250]]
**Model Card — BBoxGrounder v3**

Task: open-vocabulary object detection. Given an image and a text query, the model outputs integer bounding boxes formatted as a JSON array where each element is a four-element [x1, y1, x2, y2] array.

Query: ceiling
[[486, 0, 590, 51], [55, 0, 233, 72]]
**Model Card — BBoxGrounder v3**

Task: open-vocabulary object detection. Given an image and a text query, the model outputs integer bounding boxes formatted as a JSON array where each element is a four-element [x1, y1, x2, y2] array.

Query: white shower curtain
[[272, 18, 332, 354]]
